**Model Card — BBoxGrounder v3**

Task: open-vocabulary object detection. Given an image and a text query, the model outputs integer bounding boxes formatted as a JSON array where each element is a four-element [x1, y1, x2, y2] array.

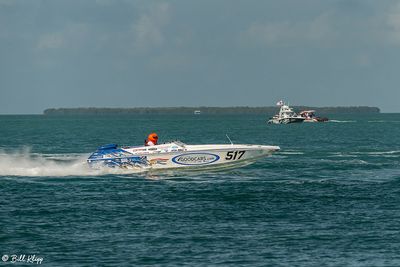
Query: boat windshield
[[170, 140, 187, 147]]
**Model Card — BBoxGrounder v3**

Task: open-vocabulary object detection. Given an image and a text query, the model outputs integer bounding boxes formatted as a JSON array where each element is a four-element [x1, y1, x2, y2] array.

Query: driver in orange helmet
[[145, 133, 158, 146]]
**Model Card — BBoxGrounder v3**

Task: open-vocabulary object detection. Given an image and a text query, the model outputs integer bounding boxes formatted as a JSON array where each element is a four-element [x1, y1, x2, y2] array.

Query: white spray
[[0, 148, 145, 177]]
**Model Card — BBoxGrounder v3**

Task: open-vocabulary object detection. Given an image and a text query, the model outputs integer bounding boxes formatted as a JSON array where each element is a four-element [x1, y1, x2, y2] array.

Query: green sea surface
[[1, 114, 400, 266]]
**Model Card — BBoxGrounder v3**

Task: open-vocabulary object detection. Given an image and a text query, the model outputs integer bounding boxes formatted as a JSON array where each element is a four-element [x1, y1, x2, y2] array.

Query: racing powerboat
[[87, 141, 280, 170], [268, 101, 305, 124]]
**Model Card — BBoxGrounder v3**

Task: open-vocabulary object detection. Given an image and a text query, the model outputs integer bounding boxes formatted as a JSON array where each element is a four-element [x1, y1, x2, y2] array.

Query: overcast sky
[[1, 0, 400, 114]]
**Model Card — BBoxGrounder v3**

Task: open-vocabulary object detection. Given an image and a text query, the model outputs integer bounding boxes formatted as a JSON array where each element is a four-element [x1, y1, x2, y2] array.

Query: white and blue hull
[[87, 142, 280, 171]]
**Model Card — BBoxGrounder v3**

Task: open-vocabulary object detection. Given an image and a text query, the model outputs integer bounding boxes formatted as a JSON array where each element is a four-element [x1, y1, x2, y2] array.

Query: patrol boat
[[268, 101, 305, 124], [87, 141, 280, 170]]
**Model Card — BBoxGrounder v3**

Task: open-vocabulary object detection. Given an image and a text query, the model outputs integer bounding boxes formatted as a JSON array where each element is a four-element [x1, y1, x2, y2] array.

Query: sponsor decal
[[149, 158, 168, 165], [172, 153, 220, 166], [90, 156, 149, 168]]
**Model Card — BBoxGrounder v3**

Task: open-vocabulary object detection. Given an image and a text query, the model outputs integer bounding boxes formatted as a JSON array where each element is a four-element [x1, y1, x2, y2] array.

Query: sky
[[1, 0, 400, 114]]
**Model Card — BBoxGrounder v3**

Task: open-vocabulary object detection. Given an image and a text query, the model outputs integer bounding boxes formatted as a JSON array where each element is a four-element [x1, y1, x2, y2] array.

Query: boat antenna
[[226, 134, 233, 145]]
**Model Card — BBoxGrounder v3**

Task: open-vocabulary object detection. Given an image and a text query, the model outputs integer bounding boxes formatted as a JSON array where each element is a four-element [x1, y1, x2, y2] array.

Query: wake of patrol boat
[[0, 149, 148, 177]]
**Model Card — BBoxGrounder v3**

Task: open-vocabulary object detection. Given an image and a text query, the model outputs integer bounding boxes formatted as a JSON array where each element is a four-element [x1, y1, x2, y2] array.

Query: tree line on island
[[43, 106, 380, 115]]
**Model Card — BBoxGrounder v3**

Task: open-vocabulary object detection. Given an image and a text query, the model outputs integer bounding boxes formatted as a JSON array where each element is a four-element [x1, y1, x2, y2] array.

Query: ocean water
[[1, 114, 400, 266]]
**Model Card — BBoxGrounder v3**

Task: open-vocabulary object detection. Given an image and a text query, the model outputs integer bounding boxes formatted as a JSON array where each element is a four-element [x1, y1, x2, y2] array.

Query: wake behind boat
[[87, 141, 280, 170]]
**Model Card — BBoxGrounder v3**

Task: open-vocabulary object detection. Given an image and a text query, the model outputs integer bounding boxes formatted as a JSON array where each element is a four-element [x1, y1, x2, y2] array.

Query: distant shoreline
[[43, 106, 380, 115]]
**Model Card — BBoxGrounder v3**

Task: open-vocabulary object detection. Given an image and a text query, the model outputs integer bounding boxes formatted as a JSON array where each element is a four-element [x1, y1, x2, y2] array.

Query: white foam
[[279, 151, 304, 155], [350, 150, 400, 155], [366, 150, 400, 155], [0, 149, 145, 177], [329, 120, 356, 123], [327, 152, 358, 158]]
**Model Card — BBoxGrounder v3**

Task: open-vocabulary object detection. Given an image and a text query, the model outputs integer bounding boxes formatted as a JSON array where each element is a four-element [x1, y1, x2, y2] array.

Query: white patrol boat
[[268, 101, 305, 124], [87, 141, 280, 170]]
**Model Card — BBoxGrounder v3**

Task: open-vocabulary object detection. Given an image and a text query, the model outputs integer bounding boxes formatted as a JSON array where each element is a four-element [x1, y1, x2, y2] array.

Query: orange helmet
[[147, 133, 158, 144]]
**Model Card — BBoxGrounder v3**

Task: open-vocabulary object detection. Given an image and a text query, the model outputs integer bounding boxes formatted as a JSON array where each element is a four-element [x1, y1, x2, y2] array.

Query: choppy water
[[1, 114, 400, 266]]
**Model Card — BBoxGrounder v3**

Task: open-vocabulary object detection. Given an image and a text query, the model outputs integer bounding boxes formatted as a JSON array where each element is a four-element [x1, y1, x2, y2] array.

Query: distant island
[[43, 106, 380, 115]]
